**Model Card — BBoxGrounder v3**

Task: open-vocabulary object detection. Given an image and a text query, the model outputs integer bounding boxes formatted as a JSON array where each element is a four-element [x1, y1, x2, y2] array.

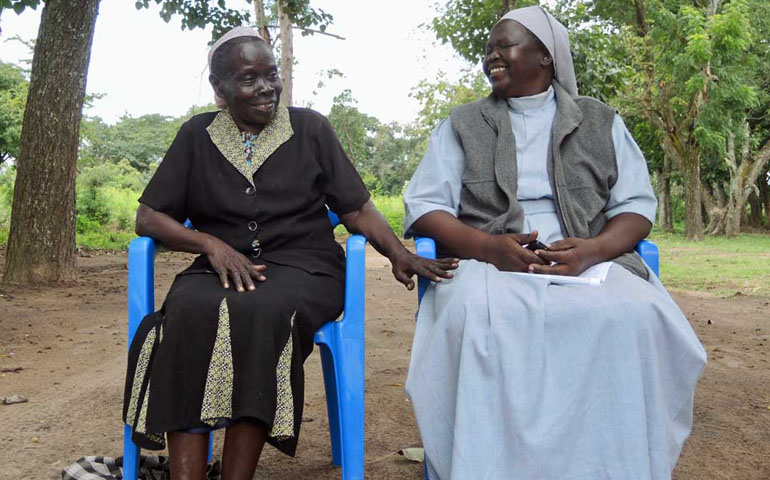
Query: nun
[[403, 6, 707, 479]]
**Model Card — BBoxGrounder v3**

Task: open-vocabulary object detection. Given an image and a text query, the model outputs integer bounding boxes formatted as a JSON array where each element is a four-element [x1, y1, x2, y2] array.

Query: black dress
[[122, 106, 370, 456]]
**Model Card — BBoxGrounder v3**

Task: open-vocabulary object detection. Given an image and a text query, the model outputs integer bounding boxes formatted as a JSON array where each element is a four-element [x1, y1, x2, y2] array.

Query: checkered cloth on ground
[[61, 455, 221, 480]]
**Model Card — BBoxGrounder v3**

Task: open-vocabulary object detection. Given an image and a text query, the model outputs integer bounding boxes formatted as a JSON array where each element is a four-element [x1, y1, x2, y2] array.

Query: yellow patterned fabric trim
[[205, 106, 293, 185], [269, 311, 296, 440], [126, 326, 156, 432], [200, 298, 234, 426]]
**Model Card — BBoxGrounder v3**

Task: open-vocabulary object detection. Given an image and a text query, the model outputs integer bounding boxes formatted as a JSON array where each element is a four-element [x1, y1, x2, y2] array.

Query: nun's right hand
[[481, 231, 546, 272]]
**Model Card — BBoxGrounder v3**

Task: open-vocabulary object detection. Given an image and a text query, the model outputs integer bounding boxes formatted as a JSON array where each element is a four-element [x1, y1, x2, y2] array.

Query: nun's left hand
[[526, 237, 600, 277]]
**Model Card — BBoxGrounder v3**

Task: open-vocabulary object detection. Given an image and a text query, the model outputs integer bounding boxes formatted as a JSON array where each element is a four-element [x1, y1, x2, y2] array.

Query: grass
[[648, 231, 770, 297]]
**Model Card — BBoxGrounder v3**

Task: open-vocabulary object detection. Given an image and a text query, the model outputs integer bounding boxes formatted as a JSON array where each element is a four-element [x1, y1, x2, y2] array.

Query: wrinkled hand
[[528, 237, 599, 276], [482, 231, 546, 272], [389, 250, 459, 291], [205, 238, 267, 292]]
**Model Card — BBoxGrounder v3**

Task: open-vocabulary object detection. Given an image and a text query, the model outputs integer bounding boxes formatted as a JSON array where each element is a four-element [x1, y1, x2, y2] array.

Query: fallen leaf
[[398, 447, 425, 463], [0, 367, 23, 373]]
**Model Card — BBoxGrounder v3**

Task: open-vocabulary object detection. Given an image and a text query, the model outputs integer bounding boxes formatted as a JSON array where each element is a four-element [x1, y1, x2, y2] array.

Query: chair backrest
[[327, 209, 341, 228]]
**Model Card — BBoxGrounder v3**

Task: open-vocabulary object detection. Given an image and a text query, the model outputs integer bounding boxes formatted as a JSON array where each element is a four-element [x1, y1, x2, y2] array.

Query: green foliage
[[79, 113, 179, 173], [411, 70, 489, 135], [326, 89, 379, 168], [135, 0, 333, 41], [430, 0, 540, 64], [371, 194, 405, 236], [0, 0, 41, 15], [76, 160, 143, 231], [334, 193, 406, 238], [429, 1, 629, 103], [0, 163, 15, 227], [0, 61, 28, 164]]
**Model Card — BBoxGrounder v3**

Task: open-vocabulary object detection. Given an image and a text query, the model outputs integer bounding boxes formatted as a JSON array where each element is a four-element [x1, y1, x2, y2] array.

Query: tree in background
[[609, 0, 763, 238], [326, 89, 379, 182], [79, 114, 178, 173], [0, 61, 27, 166], [411, 70, 490, 136], [2, 0, 100, 284]]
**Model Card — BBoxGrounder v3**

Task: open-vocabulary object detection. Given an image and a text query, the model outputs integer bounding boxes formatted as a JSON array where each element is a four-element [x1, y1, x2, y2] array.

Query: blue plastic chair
[[414, 238, 660, 479], [124, 210, 367, 480]]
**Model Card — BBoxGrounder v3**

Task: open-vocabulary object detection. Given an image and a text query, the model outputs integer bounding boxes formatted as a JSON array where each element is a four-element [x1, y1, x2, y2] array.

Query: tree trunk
[[747, 191, 761, 227], [759, 166, 770, 227], [724, 126, 770, 236], [656, 151, 674, 231], [682, 153, 704, 240], [253, 0, 271, 43], [277, 0, 293, 107], [3, 0, 100, 285], [702, 181, 724, 235]]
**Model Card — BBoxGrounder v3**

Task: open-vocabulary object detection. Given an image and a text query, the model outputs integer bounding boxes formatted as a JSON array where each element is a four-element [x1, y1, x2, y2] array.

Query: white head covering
[[497, 6, 578, 96], [208, 26, 264, 108]]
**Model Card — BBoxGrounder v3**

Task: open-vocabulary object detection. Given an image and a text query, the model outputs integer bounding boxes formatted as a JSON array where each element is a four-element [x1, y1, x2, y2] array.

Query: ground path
[[0, 246, 768, 479]]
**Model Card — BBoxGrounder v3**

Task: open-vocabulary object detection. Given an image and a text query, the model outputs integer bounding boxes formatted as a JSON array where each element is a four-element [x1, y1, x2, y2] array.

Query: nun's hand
[[388, 250, 459, 291], [204, 237, 267, 292], [527, 237, 599, 276], [482, 231, 546, 272]]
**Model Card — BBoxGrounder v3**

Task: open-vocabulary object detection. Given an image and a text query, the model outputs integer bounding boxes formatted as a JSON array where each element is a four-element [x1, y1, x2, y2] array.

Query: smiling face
[[209, 40, 282, 133], [482, 19, 554, 99]]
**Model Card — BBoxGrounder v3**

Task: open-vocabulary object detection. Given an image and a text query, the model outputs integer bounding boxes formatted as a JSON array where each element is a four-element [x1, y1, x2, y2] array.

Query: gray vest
[[449, 81, 648, 279]]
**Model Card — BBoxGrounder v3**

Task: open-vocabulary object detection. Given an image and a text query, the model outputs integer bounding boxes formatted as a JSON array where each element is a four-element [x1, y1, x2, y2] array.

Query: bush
[[0, 165, 15, 227], [332, 194, 406, 238], [76, 161, 142, 233]]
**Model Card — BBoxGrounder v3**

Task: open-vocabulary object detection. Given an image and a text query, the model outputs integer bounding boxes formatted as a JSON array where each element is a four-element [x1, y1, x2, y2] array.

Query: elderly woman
[[403, 7, 707, 480], [122, 27, 456, 479]]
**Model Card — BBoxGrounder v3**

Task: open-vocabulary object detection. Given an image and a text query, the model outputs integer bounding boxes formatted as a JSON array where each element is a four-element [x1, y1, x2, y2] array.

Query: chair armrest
[[635, 239, 659, 278], [127, 236, 157, 345], [415, 237, 436, 305]]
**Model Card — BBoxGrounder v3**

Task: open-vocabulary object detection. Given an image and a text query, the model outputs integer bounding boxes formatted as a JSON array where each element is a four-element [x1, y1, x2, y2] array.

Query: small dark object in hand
[[525, 240, 549, 252]]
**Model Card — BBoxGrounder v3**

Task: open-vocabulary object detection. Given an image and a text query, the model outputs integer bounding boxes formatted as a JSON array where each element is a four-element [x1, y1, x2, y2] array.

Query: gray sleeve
[[604, 114, 658, 224], [402, 118, 465, 238]]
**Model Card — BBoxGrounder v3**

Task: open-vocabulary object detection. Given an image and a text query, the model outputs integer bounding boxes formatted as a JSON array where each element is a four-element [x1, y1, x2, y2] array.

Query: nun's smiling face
[[211, 40, 282, 133], [483, 19, 553, 98]]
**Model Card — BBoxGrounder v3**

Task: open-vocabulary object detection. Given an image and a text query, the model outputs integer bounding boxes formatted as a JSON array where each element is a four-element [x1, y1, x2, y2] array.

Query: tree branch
[[265, 23, 345, 40]]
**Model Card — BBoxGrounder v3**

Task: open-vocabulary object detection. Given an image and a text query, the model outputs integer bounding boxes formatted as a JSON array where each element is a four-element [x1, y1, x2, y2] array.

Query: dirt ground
[[0, 244, 768, 480]]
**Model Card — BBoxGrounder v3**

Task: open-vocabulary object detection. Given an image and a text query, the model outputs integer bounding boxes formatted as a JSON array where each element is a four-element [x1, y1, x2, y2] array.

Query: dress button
[[248, 221, 258, 232], [251, 239, 260, 248], [251, 247, 263, 258], [245, 186, 255, 195]]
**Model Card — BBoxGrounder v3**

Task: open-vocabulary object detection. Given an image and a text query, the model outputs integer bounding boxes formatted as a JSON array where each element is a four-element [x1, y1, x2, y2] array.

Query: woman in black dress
[[123, 26, 456, 479]]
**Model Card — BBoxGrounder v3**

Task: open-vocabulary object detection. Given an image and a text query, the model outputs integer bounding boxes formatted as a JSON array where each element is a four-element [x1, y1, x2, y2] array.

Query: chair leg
[[337, 341, 365, 480], [123, 425, 140, 480], [319, 343, 342, 467]]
